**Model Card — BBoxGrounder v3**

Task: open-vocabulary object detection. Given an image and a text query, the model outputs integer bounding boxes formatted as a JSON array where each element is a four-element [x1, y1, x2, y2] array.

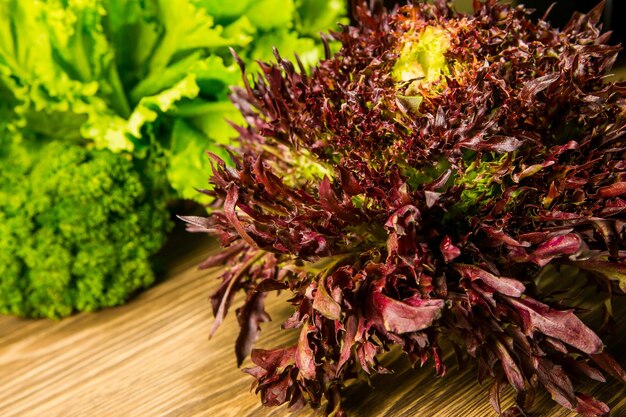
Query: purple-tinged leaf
[[575, 393, 609, 417], [519, 73, 560, 102], [260, 373, 292, 407], [440, 236, 461, 262], [255, 279, 289, 292], [224, 185, 258, 248], [489, 377, 503, 415], [209, 251, 263, 337], [384, 205, 420, 235], [313, 278, 342, 321], [543, 337, 568, 354], [455, 264, 525, 297], [371, 291, 444, 334], [356, 340, 379, 374], [522, 234, 582, 267], [337, 315, 358, 374], [236, 292, 271, 366], [178, 215, 213, 232], [425, 169, 452, 191], [493, 339, 525, 392], [424, 190, 442, 208], [338, 166, 363, 196], [253, 156, 286, 197], [247, 346, 297, 375], [482, 226, 531, 248], [296, 324, 317, 380], [536, 211, 585, 221], [460, 135, 524, 153], [506, 297, 603, 354], [591, 352, 626, 384], [568, 360, 606, 383], [432, 345, 446, 376], [536, 358, 577, 410], [198, 242, 246, 269], [209, 275, 239, 337]]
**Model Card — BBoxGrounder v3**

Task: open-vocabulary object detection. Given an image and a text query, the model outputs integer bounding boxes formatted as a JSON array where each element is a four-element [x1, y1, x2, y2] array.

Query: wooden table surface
[[1, 231, 625, 417]]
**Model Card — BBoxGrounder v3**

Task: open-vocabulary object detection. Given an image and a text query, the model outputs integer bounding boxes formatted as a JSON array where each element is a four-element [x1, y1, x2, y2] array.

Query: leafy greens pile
[[0, 0, 346, 318], [0, 141, 172, 318], [183, 1, 626, 415], [0, 0, 346, 201]]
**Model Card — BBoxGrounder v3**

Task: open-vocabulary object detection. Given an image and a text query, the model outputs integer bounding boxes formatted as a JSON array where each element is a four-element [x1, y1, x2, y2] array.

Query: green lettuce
[[0, 0, 347, 201], [0, 139, 173, 319]]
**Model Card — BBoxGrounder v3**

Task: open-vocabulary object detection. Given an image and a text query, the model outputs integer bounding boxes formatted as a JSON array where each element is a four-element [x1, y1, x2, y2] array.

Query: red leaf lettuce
[[183, 1, 626, 415]]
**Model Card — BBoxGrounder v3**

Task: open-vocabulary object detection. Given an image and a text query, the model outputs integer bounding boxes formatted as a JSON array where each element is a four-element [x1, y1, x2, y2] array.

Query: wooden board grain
[[0, 236, 625, 417]]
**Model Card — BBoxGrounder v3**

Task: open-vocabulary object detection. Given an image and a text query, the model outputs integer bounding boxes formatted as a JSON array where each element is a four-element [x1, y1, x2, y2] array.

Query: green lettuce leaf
[[0, 0, 347, 202], [295, 0, 346, 36], [167, 119, 232, 202]]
